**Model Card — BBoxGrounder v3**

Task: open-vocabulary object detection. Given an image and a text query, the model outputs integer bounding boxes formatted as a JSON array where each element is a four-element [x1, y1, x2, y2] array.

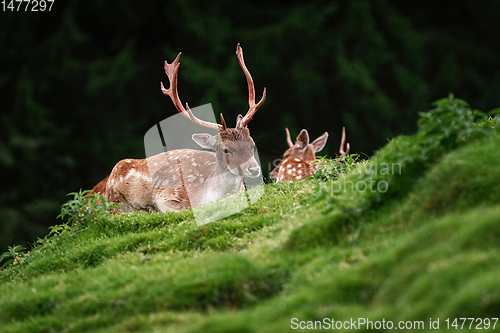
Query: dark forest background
[[1, 0, 500, 250]]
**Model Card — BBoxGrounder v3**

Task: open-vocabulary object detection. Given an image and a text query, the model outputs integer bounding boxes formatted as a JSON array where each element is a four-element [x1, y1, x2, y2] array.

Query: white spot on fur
[[126, 160, 131, 163], [294, 158, 300, 162], [296, 175, 302, 179], [287, 169, 292, 174], [200, 177, 204, 183], [192, 162, 197, 166], [126, 169, 135, 178], [298, 169, 303, 174]]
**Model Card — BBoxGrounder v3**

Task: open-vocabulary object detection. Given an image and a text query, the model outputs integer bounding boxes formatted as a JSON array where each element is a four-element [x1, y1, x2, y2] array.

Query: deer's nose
[[248, 166, 261, 177]]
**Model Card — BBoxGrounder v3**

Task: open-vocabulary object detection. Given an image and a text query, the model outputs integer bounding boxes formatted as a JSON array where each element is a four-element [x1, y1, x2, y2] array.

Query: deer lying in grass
[[106, 44, 265, 212], [271, 127, 349, 182], [269, 128, 328, 182]]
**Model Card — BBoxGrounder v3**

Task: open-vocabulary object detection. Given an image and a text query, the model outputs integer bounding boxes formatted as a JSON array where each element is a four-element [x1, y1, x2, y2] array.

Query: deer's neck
[[194, 154, 243, 207]]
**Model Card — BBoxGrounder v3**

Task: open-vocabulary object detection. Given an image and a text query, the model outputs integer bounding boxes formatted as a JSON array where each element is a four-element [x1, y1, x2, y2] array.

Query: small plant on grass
[[33, 191, 119, 249], [58, 189, 119, 224], [0, 245, 26, 270], [33, 190, 120, 248], [311, 154, 359, 184]]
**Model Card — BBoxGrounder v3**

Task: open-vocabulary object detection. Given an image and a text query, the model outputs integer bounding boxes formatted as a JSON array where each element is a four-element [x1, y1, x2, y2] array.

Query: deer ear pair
[[295, 129, 328, 152]]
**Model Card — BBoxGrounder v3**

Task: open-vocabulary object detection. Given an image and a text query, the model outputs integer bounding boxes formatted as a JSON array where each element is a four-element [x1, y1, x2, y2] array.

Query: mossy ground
[[1, 107, 499, 332]]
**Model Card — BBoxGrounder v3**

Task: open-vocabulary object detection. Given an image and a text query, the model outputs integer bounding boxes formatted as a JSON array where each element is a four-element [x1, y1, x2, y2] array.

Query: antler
[[339, 127, 350, 156], [236, 43, 266, 127], [160, 53, 221, 130], [285, 128, 294, 147]]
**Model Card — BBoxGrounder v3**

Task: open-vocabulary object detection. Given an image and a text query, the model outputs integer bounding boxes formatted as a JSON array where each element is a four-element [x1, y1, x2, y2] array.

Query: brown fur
[[275, 158, 320, 182], [219, 127, 250, 142]]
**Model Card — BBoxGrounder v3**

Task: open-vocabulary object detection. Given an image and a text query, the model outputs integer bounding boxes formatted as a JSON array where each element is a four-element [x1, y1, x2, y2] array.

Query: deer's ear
[[192, 133, 216, 149], [311, 132, 329, 153], [296, 129, 310, 149]]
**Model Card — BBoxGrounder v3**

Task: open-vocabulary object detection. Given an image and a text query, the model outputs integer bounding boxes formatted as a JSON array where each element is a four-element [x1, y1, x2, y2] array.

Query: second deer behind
[[271, 127, 349, 182]]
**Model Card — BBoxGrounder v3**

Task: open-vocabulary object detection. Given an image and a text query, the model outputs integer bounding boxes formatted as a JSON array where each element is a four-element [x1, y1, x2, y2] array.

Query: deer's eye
[[223, 149, 233, 155]]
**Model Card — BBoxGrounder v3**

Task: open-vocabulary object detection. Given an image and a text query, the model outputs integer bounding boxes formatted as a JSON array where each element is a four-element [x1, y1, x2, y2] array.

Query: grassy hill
[[1, 96, 499, 332]]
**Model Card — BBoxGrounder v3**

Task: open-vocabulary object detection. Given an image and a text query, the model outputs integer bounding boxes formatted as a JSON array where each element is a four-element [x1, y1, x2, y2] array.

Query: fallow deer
[[269, 128, 328, 181], [271, 127, 349, 182], [106, 44, 265, 212]]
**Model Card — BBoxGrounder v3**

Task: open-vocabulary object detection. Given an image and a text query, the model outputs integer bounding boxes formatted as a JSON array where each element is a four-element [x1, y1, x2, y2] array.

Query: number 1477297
[[2, 0, 54, 11], [445, 318, 498, 330]]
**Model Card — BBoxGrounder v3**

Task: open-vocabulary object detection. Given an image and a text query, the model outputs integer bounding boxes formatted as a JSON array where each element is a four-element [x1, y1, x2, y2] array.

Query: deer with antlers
[[270, 127, 349, 182], [105, 44, 265, 212]]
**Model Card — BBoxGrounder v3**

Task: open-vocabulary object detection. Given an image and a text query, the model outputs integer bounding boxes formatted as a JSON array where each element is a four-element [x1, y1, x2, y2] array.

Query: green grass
[[1, 97, 500, 332]]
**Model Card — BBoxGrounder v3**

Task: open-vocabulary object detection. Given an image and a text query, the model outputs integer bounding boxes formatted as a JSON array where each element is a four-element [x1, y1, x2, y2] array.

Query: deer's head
[[282, 128, 328, 162], [192, 125, 260, 178], [160, 44, 265, 179]]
